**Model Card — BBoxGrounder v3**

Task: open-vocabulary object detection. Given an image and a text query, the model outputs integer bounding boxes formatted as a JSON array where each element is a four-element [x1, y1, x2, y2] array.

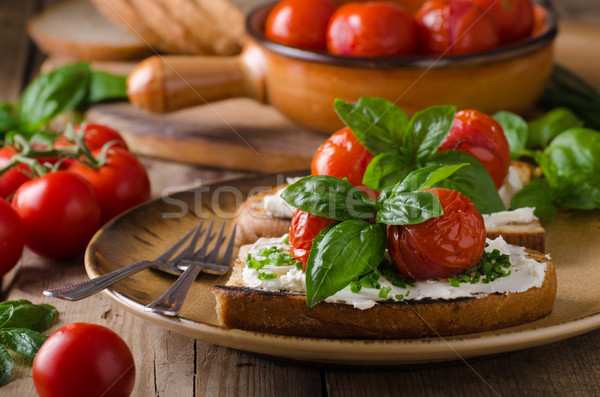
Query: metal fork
[[43, 222, 209, 301], [145, 220, 237, 316]]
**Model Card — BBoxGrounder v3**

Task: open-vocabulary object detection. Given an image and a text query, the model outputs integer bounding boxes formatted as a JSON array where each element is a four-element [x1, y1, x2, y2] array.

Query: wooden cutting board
[[43, 21, 600, 172]]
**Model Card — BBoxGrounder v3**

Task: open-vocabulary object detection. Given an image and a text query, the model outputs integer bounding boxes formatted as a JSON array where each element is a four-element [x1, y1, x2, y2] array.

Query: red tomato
[[415, 0, 500, 55], [33, 323, 135, 397], [388, 188, 485, 280], [0, 146, 31, 198], [68, 147, 151, 224], [55, 123, 129, 152], [327, 2, 417, 56], [311, 127, 375, 189], [265, 0, 336, 50], [0, 197, 24, 276], [12, 171, 101, 260], [438, 109, 510, 188], [289, 209, 337, 268], [469, 0, 534, 44]]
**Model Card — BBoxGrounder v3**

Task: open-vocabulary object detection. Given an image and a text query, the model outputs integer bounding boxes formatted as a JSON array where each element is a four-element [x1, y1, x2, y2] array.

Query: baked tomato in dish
[[327, 2, 417, 56], [415, 0, 500, 55], [438, 109, 510, 189], [265, 0, 336, 50], [469, 0, 534, 44], [33, 323, 135, 397], [289, 209, 337, 269], [388, 188, 486, 280], [311, 127, 375, 189]]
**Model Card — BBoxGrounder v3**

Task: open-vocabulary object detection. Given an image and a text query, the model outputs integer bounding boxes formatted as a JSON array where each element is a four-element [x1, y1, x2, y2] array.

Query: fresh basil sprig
[[2, 63, 127, 139], [335, 97, 505, 214], [0, 300, 57, 386], [283, 164, 466, 307]]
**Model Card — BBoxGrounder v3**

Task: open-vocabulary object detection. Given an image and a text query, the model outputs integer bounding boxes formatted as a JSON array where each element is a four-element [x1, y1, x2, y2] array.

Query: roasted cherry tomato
[[68, 147, 151, 224], [265, 0, 336, 50], [327, 2, 417, 56], [0, 146, 31, 198], [55, 123, 129, 152], [469, 0, 534, 44], [415, 0, 500, 55], [438, 109, 510, 188], [311, 127, 375, 189], [388, 188, 485, 280], [0, 197, 24, 276], [33, 323, 135, 397], [12, 171, 101, 260], [289, 209, 337, 268]]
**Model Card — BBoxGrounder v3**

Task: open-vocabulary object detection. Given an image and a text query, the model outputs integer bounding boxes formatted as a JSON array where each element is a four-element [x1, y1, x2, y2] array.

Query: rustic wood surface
[[1, 0, 600, 396]]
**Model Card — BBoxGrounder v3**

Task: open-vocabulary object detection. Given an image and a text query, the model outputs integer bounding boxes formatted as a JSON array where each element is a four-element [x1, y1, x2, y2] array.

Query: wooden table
[[2, 1, 600, 395]]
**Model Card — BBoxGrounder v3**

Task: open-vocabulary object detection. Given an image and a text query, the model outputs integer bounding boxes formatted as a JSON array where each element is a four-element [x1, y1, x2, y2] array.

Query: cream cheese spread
[[240, 235, 547, 310], [482, 207, 538, 228], [260, 177, 306, 218], [498, 165, 524, 209]]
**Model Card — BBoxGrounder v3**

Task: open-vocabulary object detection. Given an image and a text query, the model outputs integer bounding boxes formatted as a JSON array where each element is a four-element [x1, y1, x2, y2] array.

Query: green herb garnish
[[258, 272, 277, 280], [378, 286, 391, 299], [448, 248, 512, 287], [246, 245, 301, 272]]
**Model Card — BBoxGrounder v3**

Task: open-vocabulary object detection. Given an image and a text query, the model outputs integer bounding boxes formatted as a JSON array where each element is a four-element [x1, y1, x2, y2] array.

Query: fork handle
[[43, 260, 154, 301], [144, 263, 204, 316]]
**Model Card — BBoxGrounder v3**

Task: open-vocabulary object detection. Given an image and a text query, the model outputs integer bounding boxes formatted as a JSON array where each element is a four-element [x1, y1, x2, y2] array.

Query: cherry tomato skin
[[265, 0, 336, 50], [311, 127, 375, 188], [57, 123, 129, 151], [415, 0, 500, 55], [469, 0, 534, 44], [0, 197, 24, 276], [68, 147, 151, 224], [438, 109, 510, 188], [327, 2, 417, 56], [289, 209, 337, 268], [12, 171, 101, 260], [0, 146, 31, 198], [388, 188, 486, 280], [33, 323, 135, 397]]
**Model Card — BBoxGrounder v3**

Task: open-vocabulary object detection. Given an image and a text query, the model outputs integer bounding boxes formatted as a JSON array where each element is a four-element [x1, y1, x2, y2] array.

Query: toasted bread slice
[[213, 248, 556, 339]]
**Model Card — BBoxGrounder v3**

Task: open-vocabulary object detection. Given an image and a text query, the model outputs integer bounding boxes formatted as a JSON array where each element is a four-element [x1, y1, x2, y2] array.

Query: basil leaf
[[0, 344, 13, 386], [527, 108, 583, 149], [404, 105, 456, 161], [376, 191, 443, 225], [0, 303, 57, 332], [305, 220, 386, 307], [362, 152, 412, 191], [281, 175, 378, 220], [494, 111, 528, 160], [88, 71, 128, 103], [510, 179, 558, 222], [19, 63, 91, 131], [426, 151, 505, 214], [334, 97, 408, 154], [545, 128, 600, 176], [0, 102, 18, 133], [0, 328, 48, 359], [392, 163, 468, 194], [554, 172, 600, 210]]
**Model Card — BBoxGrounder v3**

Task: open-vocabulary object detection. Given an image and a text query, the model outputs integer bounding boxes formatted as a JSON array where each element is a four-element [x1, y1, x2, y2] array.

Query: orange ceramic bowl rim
[[246, 2, 557, 70]]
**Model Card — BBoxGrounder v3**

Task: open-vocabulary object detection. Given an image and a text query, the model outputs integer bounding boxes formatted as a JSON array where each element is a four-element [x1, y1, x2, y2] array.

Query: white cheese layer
[[259, 177, 306, 218], [482, 207, 538, 228], [239, 235, 547, 310], [498, 165, 525, 209]]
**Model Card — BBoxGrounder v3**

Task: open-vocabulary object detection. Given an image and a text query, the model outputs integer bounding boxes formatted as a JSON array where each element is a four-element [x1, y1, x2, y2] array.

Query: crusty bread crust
[[486, 220, 545, 252], [234, 185, 291, 246], [212, 249, 556, 339]]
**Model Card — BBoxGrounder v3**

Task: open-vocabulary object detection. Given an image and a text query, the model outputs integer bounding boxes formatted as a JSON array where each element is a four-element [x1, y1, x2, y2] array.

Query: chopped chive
[[379, 286, 391, 299]]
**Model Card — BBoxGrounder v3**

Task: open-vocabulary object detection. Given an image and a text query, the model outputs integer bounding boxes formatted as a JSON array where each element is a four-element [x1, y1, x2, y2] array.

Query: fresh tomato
[[12, 171, 101, 260], [311, 127, 375, 189], [327, 2, 417, 56], [265, 0, 336, 50], [469, 0, 534, 44], [0, 197, 24, 276], [55, 123, 129, 152], [33, 323, 135, 397], [388, 188, 485, 280], [0, 146, 31, 198], [438, 109, 510, 188], [68, 147, 151, 224], [415, 0, 500, 55], [289, 209, 337, 268]]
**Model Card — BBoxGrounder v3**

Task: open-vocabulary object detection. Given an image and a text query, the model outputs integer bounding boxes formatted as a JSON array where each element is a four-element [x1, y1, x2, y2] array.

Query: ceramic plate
[[85, 173, 600, 365]]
